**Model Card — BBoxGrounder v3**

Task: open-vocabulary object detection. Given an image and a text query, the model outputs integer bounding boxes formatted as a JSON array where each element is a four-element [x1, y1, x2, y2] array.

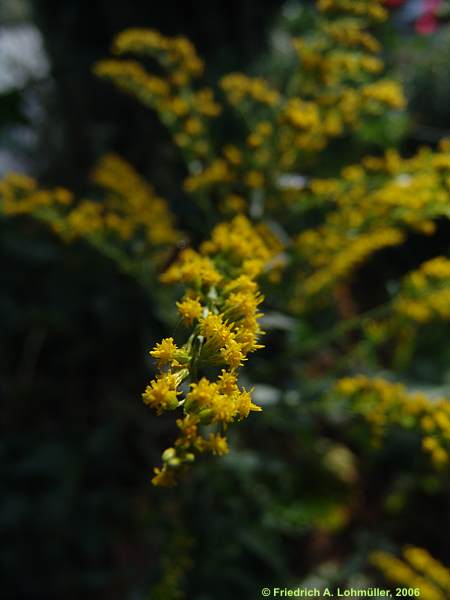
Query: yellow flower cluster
[[0, 157, 180, 270], [93, 59, 170, 108], [246, 121, 273, 149], [89, 0, 405, 214], [361, 80, 406, 111], [320, 49, 383, 81], [143, 215, 282, 486], [183, 131, 272, 198], [392, 257, 450, 324], [112, 28, 204, 82], [298, 228, 405, 300], [184, 158, 232, 193], [294, 145, 450, 309], [94, 29, 221, 159], [50, 154, 179, 253], [191, 30, 400, 197], [0, 173, 72, 216], [278, 99, 328, 152], [371, 547, 450, 600], [63, 200, 105, 238], [323, 18, 381, 53], [220, 73, 280, 107], [89, 153, 179, 245], [283, 5, 404, 155], [335, 376, 450, 467], [194, 1, 405, 193], [317, 0, 388, 22]]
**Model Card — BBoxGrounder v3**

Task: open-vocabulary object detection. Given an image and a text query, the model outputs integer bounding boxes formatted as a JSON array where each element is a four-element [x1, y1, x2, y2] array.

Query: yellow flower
[[176, 296, 203, 325], [184, 159, 231, 193], [199, 314, 233, 348], [221, 194, 247, 214], [224, 290, 263, 319], [0, 174, 73, 216], [335, 376, 450, 468], [151, 466, 177, 487], [90, 153, 179, 245], [283, 99, 320, 130], [431, 447, 448, 467], [209, 393, 237, 424], [142, 374, 180, 414], [142, 215, 279, 484], [161, 251, 222, 286], [371, 547, 450, 600], [223, 145, 243, 165], [217, 370, 238, 395], [206, 434, 229, 456], [224, 275, 258, 294], [245, 171, 264, 188], [403, 546, 450, 591], [220, 339, 246, 369], [175, 414, 200, 449], [362, 80, 406, 110], [185, 378, 219, 412], [235, 389, 262, 419], [220, 73, 279, 106], [184, 117, 202, 135], [149, 337, 183, 367], [168, 96, 189, 116]]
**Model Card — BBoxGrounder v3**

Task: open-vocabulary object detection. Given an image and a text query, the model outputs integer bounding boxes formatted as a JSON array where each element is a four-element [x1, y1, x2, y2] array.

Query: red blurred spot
[[384, 0, 405, 7], [415, 12, 438, 33], [416, 0, 441, 34]]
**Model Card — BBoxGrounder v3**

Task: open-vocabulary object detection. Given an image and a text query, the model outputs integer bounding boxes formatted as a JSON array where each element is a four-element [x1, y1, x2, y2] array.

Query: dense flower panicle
[[317, 0, 388, 21], [88, 0, 407, 219], [142, 374, 182, 414], [90, 154, 180, 245], [283, 6, 405, 152], [217, 369, 238, 395], [93, 59, 170, 103], [149, 338, 188, 368], [298, 227, 405, 299], [0, 156, 180, 270], [200, 216, 282, 272], [184, 159, 232, 193], [224, 290, 263, 319], [363, 256, 450, 355], [293, 145, 450, 310], [392, 257, 450, 324], [178, 0, 405, 207], [199, 314, 234, 349], [176, 296, 204, 325], [361, 79, 406, 109], [143, 215, 280, 486], [371, 547, 450, 600], [64, 200, 107, 238], [94, 29, 220, 161], [219, 338, 247, 370], [403, 547, 450, 592], [207, 434, 229, 456], [0, 173, 72, 216], [220, 73, 280, 107], [334, 376, 450, 467], [112, 28, 204, 80], [161, 250, 223, 287], [323, 18, 381, 52], [282, 99, 321, 131]]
